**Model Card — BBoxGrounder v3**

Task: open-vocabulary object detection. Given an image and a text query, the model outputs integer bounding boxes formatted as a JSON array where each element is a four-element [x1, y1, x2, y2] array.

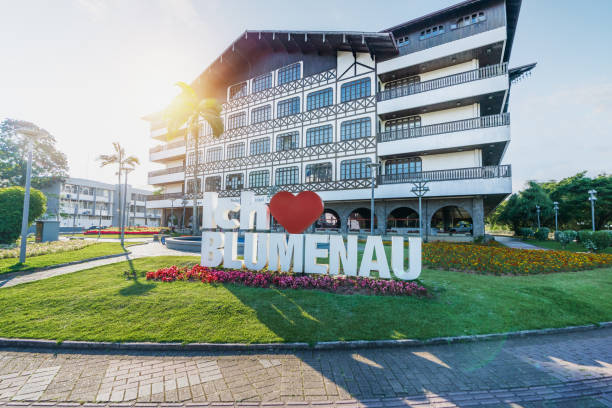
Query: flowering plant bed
[[84, 227, 163, 235], [423, 242, 612, 275], [146, 265, 428, 297], [0, 240, 95, 259]]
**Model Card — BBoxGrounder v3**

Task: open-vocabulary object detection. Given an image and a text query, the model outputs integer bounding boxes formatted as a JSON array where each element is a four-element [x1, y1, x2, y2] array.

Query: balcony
[[377, 63, 508, 116], [150, 140, 186, 162], [148, 166, 185, 185], [378, 113, 510, 157], [146, 192, 186, 209]]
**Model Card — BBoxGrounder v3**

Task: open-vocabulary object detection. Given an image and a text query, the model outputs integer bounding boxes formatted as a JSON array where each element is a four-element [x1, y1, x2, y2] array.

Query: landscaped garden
[[0, 241, 141, 275], [0, 241, 610, 344], [82, 226, 164, 236]]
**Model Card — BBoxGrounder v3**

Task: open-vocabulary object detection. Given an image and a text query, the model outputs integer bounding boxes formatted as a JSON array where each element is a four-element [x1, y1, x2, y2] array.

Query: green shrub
[[564, 230, 577, 242], [578, 230, 593, 243], [0, 186, 47, 245], [592, 231, 611, 252], [534, 227, 550, 241], [518, 227, 534, 238], [555, 231, 572, 248]]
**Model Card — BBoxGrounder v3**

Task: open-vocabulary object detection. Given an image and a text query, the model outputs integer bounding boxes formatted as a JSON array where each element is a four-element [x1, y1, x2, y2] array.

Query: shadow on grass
[[118, 257, 155, 296]]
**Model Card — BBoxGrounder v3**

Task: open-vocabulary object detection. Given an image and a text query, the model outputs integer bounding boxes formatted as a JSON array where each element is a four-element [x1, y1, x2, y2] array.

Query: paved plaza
[[0, 328, 610, 407]]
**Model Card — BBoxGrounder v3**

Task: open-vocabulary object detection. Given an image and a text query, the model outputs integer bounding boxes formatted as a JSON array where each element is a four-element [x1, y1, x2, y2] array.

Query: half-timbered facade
[[145, 0, 533, 239]]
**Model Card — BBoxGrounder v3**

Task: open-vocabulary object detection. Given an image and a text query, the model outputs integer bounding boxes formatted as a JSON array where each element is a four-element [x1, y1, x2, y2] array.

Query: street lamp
[[411, 180, 430, 240], [553, 201, 559, 232], [535, 205, 541, 230], [267, 185, 279, 231], [588, 190, 597, 231], [366, 162, 381, 235], [17, 124, 41, 264], [181, 198, 188, 229]]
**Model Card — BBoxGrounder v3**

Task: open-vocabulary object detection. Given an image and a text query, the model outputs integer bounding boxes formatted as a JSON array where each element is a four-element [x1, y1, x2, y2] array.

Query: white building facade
[[145, 0, 533, 238]]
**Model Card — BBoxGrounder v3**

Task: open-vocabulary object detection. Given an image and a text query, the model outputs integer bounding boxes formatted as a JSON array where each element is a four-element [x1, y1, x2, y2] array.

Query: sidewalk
[[495, 235, 549, 250], [0, 243, 196, 289]]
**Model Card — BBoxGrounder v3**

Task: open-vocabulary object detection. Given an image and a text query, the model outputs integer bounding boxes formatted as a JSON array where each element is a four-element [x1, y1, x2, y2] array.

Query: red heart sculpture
[[269, 191, 324, 234]]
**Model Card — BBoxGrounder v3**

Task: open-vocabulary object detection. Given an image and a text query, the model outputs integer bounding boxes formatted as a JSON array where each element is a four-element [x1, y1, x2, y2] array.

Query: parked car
[[449, 221, 473, 235], [86, 226, 100, 231]]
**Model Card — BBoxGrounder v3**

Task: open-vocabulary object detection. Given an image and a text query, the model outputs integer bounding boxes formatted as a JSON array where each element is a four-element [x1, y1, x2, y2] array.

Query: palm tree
[[97, 142, 139, 247], [164, 82, 223, 235]]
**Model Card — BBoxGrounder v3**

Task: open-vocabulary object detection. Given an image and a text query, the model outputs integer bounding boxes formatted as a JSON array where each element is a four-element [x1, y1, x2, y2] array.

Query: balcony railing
[[377, 63, 508, 102], [147, 193, 185, 202], [378, 113, 510, 142], [148, 166, 185, 178], [378, 165, 511, 184], [150, 140, 186, 154]]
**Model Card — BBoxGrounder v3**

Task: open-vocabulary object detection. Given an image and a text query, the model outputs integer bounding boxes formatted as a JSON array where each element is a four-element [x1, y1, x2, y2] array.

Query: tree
[[497, 181, 553, 232], [164, 82, 223, 235], [0, 119, 69, 188], [97, 142, 139, 247], [0, 186, 47, 244]]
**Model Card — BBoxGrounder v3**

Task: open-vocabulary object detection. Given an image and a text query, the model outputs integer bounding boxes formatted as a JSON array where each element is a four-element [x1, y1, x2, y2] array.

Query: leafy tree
[[0, 119, 69, 188], [496, 182, 553, 232], [0, 186, 47, 244]]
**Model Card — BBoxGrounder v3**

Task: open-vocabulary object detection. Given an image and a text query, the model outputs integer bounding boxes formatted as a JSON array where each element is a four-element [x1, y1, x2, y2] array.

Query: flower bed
[[0, 240, 95, 259], [423, 242, 612, 275], [84, 227, 163, 235], [146, 265, 428, 297]]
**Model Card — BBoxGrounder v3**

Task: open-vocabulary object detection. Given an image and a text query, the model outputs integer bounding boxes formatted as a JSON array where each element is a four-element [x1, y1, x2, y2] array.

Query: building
[[41, 177, 162, 230], [145, 0, 534, 238]]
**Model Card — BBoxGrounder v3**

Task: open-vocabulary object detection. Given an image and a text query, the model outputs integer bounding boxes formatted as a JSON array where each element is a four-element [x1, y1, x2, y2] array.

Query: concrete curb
[[0, 322, 609, 352]]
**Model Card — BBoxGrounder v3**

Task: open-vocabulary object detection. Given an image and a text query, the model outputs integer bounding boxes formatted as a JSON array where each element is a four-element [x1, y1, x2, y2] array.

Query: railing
[[147, 166, 185, 178], [149, 140, 186, 154], [396, 18, 504, 56], [378, 113, 509, 142], [377, 63, 508, 102], [147, 193, 185, 202], [378, 165, 511, 184]]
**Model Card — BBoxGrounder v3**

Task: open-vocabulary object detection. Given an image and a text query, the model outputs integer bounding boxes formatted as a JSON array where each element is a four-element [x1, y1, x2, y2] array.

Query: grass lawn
[[0, 242, 142, 275], [0, 255, 610, 343], [65, 233, 157, 239], [522, 238, 612, 254]]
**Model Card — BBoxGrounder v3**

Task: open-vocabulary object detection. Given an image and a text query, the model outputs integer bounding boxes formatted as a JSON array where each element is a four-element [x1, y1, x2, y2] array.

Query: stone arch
[[386, 207, 420, 232], [347, 207, 377, 232], [315, 208, 341, 230], [429, 205, 473, 235]]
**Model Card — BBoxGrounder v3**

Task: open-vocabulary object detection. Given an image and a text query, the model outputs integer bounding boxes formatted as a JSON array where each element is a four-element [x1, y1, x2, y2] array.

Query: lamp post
[[411, 180, 430, 240], [267, 185, 279, 231], [366, 162, 381, 235], [553, 201, 559, 232], [169, 198, 176, 229], [535, 205, 541, 230], [181, 198, 188, 229], [17, 125, 41, 264], [588, 190, 597, 231]]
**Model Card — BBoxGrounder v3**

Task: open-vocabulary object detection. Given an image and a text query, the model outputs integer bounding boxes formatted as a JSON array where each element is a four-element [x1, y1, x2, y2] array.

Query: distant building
[[40, 177, 161, 230], [144, 0, 534, 238]]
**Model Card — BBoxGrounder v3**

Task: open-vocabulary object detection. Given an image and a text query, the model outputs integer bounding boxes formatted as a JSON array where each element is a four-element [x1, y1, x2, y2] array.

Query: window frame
[[340, 117, 371, 141], [306, 124, 333, 147], [225, 173, 244, 191], [205, 146, 223, 162], [226, 142, 245, 160], [277, 63, 301, 85], [228, 82, 248, 100], [249, 137, 270, 156], [205, 176, 221, 192], [340, 77, 371, 102], [277, 97, 300, 118], [251, 104, 271, 124], [340, 158, 372, 180], [227, 112, 246, 130], [305, 162, 333, 183], [275, 166, 300, 186], [248, 170, 270, 188], [306, 88, 333, 111], [252, 72, 273, 93], [276, 131, 299, 151]]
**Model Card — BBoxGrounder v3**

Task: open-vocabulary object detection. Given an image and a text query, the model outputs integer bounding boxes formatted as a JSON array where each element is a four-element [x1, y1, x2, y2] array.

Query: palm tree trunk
[[121, 171, 128, 247], [192, 127, 199, 236]]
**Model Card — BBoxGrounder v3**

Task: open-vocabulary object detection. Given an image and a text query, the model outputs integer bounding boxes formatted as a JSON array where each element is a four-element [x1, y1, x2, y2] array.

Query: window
[[306, 125, 332, 146], [340, 158, 371, 180], [385, 116, 421, 132], [227, 112, 246, 130], [276, 131, 299, 151], [396, 36, 410, 46], [250, 137, 270, 156], [251, 105, 271, 124], [275, 166, 299, 185], [341, 78, 371, 102], [305, 162, 332, 183], [452, 11, 486, 29], [385, 157, 422, 175], [226, 173, 244, 190], [386, 76, 420, 90], [253, 73, 273, 93], [249, 170, 269, 188], [187, 150, 203, 166], [277, 97, 300, 118], [186, 179, 202, 194], [229, 82, 247, 100], [278, 63, 300, 85], [420, 25, 445, 40], [205, 176, 221, 192], [341, 118, 371, 141], [307, 88, 333, 110], [206, 147, 223, 162], [226, 142, 245, 159]]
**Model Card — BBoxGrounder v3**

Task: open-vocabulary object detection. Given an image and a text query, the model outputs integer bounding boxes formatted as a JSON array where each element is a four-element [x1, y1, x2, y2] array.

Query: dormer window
[[229, 82, 247, 100], [451, 11, 486, 29], [420, 25, 445, 40], [396, 36, 410, 46]]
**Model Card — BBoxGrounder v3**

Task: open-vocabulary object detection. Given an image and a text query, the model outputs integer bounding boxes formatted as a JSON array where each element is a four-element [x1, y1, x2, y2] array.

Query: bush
[[555, 231, 572, 248], [0, 186, 47, 245], [592, 231, 611, 252], [564, 230, 577, 242], [534, 227, 550, 241], [517, 227, 534, 238], [578, 230, 593, 243]]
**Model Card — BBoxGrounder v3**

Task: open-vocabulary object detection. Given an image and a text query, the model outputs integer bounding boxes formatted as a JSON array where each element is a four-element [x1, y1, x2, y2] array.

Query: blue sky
[[1, 0, 610, 191]]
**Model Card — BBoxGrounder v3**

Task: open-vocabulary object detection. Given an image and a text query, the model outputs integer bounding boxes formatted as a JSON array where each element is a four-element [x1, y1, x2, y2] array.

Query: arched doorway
[[430, 206, 473, 235], [387, 207, 419, 233], [347, 208, 377, 232], [315, 209, 341, 231]]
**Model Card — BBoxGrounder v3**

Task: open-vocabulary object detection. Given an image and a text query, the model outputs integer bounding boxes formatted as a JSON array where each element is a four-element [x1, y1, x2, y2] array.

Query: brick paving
[[0, 328, 610, 406]]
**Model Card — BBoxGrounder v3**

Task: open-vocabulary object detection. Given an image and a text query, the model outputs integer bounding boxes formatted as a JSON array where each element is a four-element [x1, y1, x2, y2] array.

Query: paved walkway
[[495, 236, 548, 250], [0, 328, 610, 406], [0, 243, 196, 289]]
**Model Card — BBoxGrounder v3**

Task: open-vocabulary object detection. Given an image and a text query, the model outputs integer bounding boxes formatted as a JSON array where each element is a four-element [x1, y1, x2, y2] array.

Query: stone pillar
[[472, 197, 485, 238]]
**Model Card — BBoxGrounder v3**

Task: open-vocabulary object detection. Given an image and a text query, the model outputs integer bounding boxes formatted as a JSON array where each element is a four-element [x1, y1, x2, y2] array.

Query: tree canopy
[[0, 119, 69, 189], [0, 186, 47, 244]]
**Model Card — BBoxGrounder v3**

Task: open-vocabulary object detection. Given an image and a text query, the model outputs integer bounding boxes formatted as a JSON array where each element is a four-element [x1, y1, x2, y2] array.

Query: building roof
[[509, 62, 536, 83]]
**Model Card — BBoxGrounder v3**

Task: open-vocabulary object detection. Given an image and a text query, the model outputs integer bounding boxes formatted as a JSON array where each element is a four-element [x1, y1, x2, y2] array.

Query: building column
[[472, 197, 485, 238]]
